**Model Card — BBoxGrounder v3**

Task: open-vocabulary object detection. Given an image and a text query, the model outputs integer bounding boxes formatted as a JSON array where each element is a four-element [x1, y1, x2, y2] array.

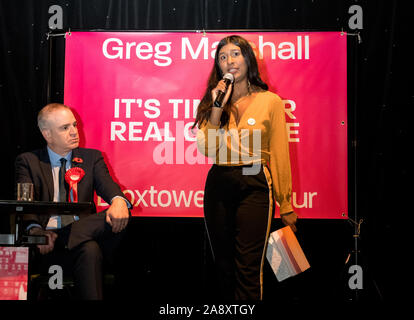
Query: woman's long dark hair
[[193, 35, 268, 129]]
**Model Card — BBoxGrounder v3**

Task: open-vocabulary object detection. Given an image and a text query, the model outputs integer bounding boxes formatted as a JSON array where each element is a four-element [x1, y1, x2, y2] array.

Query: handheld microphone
[[213, 73, 234, 108]]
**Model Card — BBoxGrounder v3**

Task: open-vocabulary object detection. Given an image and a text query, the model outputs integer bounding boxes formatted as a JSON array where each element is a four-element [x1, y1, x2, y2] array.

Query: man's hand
[[106, 197, 129, 233], [281, 211, 298, 232], [29, 227, 58, 255]]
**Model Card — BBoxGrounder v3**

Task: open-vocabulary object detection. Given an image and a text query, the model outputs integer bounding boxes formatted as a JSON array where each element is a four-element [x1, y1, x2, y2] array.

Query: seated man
[[15, 103, 130, 300]]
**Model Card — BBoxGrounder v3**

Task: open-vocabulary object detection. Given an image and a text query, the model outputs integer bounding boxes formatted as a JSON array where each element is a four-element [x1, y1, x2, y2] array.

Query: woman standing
[[194, 35, 297, 300]]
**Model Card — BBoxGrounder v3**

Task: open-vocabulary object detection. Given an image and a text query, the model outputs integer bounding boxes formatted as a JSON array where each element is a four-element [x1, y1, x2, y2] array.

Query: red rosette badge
[[65, 167, 85, 202]]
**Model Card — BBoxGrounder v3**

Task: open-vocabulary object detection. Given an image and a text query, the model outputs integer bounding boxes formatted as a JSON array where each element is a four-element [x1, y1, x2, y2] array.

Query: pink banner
[[64, 31, 347, 219], [0, 247, 28, 300]]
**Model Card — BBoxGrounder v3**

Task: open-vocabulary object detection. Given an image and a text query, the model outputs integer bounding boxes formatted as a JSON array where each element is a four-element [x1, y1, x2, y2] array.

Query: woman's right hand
[[281, 211, 298, 232], [211, 80, 233, 108]]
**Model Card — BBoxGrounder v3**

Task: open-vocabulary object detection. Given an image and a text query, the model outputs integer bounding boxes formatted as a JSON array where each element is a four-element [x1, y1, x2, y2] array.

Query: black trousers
[[203, 164, 273, 300], [36, 211, 126, 300]]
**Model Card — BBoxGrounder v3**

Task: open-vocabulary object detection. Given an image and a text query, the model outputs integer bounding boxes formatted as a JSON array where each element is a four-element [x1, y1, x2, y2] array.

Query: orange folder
[[266, 226, 310, 281]]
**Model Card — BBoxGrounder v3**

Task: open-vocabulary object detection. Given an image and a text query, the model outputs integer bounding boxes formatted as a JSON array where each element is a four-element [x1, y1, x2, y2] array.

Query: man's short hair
[[37, 103, 70, 130]]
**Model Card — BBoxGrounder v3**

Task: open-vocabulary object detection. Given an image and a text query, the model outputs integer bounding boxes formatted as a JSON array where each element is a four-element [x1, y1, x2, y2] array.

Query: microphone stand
[[344, 31, 383, 302]]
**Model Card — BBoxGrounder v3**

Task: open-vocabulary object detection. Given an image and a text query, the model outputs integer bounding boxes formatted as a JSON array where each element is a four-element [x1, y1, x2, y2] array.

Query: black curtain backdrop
[[0, 0, 410, 304]]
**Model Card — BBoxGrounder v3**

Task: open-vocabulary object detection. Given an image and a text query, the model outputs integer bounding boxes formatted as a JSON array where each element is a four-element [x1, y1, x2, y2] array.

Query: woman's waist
[[214, 158, 266, 167]]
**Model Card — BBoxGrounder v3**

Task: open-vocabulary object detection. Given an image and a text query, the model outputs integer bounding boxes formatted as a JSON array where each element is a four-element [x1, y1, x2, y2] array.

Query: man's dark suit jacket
[[15, 147, 126, 229]]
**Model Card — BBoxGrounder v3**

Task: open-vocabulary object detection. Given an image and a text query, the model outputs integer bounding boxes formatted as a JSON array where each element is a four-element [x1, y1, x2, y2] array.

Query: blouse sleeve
[[268, 95, 294, 214]]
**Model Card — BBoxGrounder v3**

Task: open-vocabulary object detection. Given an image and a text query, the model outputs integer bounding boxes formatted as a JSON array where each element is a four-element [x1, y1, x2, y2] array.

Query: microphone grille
[[223, 73, 234, 83]]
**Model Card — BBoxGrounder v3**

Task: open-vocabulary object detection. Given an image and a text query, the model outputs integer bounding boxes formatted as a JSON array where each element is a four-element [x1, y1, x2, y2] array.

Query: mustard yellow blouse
[[197, 90, 293, 214]]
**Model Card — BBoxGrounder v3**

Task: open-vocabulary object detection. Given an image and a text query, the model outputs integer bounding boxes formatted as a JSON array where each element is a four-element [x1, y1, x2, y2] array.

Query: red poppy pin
[[72, 157, 83, 164]]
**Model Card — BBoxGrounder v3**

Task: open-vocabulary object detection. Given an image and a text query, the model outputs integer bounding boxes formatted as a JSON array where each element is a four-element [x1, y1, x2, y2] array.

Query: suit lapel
[[39, 148, 54, 201]]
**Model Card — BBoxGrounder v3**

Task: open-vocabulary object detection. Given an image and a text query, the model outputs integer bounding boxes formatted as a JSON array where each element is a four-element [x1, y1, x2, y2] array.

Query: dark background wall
[[0, 0, 410, 304]]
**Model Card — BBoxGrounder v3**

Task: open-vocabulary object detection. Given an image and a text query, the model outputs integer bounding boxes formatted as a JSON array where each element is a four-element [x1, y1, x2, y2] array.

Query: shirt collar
[[47, 146, 72, 167]]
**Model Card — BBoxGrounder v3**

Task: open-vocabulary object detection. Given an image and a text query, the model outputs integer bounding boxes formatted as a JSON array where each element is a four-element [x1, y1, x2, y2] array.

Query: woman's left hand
[[281, 211, 298, 232]]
